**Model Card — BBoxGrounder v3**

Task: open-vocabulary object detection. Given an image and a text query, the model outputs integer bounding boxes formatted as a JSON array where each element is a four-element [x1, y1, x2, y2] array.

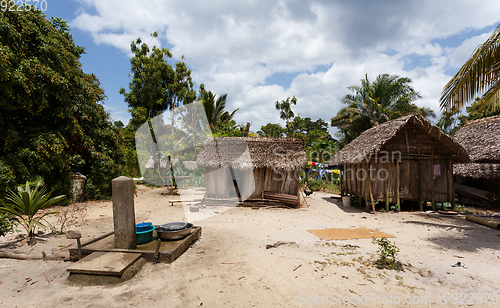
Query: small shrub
[[390, 203, 401, 212], [0, 213, 16, 237], [372, 237, 403, 270], [54, 203, 88, 234]]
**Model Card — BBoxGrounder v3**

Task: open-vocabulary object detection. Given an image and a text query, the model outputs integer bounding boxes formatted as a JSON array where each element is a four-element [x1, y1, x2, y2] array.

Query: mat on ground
[[308, 228, 395, 240]]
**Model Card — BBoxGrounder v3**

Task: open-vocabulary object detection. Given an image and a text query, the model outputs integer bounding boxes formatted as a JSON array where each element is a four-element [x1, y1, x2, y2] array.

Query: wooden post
[[364, 161, 370, 212], [448, 159, 456, 211], [404, 126, 410, 208], [418, 160, 424, 211], [395, 158, 400, 210], [384, 180, 389, 212], [340, 167, 344, 197], [431, 158, 436, 211], [368, 161, 375, 215], [417, 130, 424, 211]]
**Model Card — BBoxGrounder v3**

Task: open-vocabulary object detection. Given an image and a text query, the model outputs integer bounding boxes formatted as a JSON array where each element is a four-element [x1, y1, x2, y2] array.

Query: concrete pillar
[[112, 176, 136, 249]]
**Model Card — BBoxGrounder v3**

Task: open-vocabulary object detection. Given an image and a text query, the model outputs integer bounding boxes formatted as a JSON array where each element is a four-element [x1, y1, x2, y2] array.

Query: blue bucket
[[136, 225, 155, 245], [136, 222, 153, 233]]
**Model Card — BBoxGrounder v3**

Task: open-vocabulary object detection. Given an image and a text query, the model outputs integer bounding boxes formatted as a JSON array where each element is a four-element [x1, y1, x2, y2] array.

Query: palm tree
[[199, 87, 238, 130], [0, 179, 64, 239], [440, 24, 500, 111], [332, 74, 432, 144]]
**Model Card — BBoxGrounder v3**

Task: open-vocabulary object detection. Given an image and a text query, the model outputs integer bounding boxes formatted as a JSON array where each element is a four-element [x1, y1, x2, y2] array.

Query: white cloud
[[70, 0, 500, 132]]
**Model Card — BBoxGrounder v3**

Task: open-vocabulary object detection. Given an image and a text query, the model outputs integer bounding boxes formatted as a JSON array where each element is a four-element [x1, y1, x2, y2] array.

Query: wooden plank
[[66, 252, 142, 276]]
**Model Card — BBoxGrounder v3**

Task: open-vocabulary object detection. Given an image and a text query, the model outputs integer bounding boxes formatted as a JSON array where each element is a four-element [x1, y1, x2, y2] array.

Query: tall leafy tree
[[275, 96, 298, 129], [331, 74, 433, 146], [0, 8, 124, 198], [440, 24, 500, 112], [120, 33, 196, 131], [120, 32, 172, 129], [120, 33, 197, 178], [166, 56, 196, 135]]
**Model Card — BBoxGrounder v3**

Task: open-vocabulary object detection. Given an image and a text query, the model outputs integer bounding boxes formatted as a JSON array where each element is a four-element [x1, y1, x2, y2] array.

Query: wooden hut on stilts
[[330, 114, 470, 212], [196, 137, 306, 207]]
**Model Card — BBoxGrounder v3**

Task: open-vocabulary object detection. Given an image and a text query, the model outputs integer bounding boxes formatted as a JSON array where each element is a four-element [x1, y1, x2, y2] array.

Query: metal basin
[[159, 222, 188, 231], [156, 223, 193, 240]]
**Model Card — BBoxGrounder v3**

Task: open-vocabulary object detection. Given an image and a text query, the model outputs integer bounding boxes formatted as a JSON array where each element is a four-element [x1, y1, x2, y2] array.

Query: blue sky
[[42, 0, 500, 133]]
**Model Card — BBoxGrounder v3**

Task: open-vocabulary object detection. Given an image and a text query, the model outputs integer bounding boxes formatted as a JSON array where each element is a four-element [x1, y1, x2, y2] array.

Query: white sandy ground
[[1, 185, 500, 308]]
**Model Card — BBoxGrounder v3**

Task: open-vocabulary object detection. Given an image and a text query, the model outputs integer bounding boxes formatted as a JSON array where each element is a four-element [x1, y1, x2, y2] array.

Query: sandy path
[[1, 186, 499, 307]]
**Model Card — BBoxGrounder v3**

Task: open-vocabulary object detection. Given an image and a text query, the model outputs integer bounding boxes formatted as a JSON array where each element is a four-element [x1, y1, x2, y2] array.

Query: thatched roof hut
[[197, 137, 305, 170], [332, 114, 469, 165], [331, 114, 469, 212], [196, 137, 306, 207], [453, 115, 500, 179]]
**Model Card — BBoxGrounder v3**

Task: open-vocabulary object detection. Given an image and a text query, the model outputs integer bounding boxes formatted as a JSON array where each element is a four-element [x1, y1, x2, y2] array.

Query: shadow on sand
[[402, 213, 500, 253]]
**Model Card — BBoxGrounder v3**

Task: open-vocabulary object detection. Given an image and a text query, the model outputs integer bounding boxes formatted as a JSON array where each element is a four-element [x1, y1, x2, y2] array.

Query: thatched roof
[[182, 161, 198, 171], [196, 137, 306, 170], [145, 156, 169, 169], [453, 115, 500, 178], [454, 163, 500, 179], [331, 113, 469, 165], [453, 115, 500, 163]]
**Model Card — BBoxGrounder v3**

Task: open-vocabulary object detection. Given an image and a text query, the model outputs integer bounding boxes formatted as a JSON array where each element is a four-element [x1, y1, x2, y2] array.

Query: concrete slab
[[66, 251, 142, 276], [69, 226, 202, 263]]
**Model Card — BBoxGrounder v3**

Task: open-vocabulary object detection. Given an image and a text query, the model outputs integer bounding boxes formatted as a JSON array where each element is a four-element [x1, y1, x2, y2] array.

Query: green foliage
[[440, 24, 500, 112], [301, 177, 340, 193], [0, 212, 16, 237], [120, 32, 196, 131], [437, 97, 500, 136], [390, 203, 401, 212], [437, 110, 460, 134], [275, 96, 297, 130], [198, 84, 238, 132], [0, 179, 64, 237], [0, 9, 125, 199], [372, 237, 403, 270], [332, 74, 433, 147], [304, 178, 323, 191], [211, 122, 245, 137], [257, 123, 285, 137]]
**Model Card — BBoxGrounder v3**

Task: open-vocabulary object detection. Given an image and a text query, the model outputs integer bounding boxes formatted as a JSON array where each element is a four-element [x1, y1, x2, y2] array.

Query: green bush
[[0, 213, 16, 237], [372, 237, 403, 270], [305, 178, 323, 191]]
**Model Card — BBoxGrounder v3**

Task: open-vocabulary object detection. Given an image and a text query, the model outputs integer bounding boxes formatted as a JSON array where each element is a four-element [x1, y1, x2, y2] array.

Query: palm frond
[[440, 24, 500, 111]]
